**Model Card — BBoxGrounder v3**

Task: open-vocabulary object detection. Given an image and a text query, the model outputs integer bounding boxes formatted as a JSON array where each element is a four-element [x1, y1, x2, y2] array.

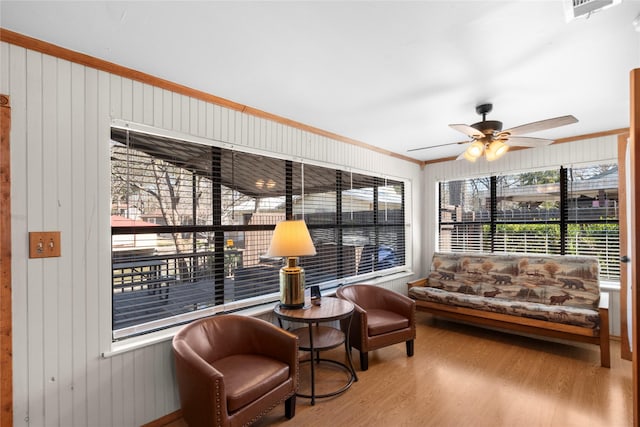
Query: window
[[110, 127, 406, 339], [439, 164, 619, 281], [494, 170, 562, 254], [438, 177, 491, 253], [567, 165, 620, 278]]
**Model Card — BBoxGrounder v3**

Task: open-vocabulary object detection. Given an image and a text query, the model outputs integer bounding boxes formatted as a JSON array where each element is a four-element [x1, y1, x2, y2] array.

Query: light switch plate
[[29, 231, 61, 258]]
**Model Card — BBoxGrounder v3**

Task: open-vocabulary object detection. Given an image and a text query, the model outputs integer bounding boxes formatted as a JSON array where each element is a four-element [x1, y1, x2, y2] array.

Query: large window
[[110, 127, 406, 339], [439, 164, 619, 281]]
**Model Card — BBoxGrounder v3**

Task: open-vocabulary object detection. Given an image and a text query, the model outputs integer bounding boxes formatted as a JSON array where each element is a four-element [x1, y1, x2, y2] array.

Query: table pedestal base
[[297, 358, 356, 403], [273, 298, 358, 405]]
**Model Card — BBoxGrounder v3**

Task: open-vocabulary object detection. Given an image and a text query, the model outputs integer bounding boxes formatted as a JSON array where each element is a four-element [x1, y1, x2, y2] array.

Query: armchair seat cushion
[[213, 354, 290, 413], [367, 309, 410, 336]]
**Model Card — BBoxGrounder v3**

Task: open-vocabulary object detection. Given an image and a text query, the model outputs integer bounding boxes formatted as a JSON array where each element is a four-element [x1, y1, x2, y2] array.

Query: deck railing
[[111, 250, 260, 332]]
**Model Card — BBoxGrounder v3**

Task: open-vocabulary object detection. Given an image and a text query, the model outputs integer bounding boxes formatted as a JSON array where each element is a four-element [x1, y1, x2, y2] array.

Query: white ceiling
[[2, 1, 640, 162]]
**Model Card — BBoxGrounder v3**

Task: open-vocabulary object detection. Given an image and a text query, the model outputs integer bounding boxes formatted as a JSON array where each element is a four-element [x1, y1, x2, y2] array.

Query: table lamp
[[266, 220, 317, 308]]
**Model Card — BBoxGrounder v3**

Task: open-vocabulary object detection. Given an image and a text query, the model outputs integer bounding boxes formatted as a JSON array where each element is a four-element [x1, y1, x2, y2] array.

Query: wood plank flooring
[[166, 311, 633, 427]]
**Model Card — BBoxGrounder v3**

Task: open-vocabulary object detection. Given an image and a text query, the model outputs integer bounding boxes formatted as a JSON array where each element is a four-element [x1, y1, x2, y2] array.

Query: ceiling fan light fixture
[[463, 149, 479, 162], [467, 140, 484, 158], [485, 140, 509, 161]]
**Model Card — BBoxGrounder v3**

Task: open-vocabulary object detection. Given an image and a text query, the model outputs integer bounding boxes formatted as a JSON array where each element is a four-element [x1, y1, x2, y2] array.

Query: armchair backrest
[[173, 314, 275, 363], [337, 284, 391, 310]]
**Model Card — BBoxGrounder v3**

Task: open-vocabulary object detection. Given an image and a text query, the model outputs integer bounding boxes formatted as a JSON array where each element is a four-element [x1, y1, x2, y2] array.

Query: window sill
[[600, 280, 620, 291], [103, 302, 279, 358]]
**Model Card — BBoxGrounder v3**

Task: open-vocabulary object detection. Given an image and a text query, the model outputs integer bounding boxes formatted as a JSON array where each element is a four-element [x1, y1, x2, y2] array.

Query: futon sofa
[[408, 252, 610, 367]]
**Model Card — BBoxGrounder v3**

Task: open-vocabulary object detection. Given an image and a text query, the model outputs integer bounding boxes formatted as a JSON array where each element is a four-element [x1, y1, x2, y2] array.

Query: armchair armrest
[[173, 340, 226, 425], [381, 289, 416, 320], [246, 318, 299, 369], [174, 341, 224, 381], [339, 300, 367, 348]]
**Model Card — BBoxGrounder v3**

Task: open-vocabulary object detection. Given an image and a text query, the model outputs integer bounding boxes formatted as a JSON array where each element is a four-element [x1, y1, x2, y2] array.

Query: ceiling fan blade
[[407, 140, 468, 152], [503, 136, 555, 147], [502, 115, 578, 136], [449, 123, 485, 138]]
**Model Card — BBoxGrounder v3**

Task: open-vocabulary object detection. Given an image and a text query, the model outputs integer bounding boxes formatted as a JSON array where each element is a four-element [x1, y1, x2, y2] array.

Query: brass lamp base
[[279, 258, 305, 309]]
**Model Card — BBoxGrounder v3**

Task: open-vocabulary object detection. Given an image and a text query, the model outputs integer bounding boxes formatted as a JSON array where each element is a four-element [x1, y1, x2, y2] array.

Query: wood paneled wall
[[0, 40, 423, 427]]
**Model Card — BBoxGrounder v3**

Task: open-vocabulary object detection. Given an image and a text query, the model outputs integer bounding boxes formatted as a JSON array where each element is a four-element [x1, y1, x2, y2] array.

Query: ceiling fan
[[409, 103, 578, 162]]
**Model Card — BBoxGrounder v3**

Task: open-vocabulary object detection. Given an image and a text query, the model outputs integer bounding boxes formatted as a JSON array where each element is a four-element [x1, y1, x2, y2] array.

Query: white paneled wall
[[608, 288, 622, 337], [2, 42, 423, 427]]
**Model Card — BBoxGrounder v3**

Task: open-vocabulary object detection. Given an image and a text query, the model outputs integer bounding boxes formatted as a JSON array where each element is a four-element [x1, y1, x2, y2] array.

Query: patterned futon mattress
[[409, 286, 599, 329]]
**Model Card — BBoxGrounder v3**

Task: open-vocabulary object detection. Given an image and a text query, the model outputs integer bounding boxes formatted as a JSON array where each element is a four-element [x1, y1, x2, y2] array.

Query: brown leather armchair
[[336, 284, 416, 371], [172, 314, 298, 427]]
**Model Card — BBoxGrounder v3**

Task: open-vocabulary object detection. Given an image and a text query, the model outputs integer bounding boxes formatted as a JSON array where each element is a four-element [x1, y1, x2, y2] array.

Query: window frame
[[109, 121, 410, 341], [438, 164, 620, 281]]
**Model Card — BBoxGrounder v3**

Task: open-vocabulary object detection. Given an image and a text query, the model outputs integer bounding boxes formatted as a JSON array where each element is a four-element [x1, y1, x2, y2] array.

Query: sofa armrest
[[407, 277, 428, 290]]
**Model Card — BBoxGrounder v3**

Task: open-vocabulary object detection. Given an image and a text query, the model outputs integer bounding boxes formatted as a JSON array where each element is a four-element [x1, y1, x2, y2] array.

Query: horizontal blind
[[110, 127, 407, 339], [494, 171, 561, 255], [342, 172, 376, 275], [296, 164, 340, 284], [222, 151, 286, 302], [111, 130, 223, 334], [437, 164, 619, 281], [567, 164, 619, 279], [111, 129, 289, 338], [378, 178, 406, 268], [494, 224, 561, 254], [438, 178, 490, 252]]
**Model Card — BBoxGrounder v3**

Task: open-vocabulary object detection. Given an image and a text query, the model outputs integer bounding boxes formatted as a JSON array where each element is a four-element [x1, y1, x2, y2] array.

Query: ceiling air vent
[[563, 0, 622, 21]]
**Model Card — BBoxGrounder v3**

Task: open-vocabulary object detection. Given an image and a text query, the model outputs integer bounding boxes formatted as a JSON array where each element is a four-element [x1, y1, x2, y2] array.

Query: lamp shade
[[266, 220, 317, 257]]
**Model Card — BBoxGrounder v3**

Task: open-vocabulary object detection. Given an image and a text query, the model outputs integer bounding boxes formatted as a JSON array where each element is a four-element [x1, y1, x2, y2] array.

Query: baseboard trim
[[141, 409, 183, 427]]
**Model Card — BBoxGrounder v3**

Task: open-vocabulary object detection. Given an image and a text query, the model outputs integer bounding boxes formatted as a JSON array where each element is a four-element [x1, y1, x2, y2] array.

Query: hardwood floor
[[166, 311, 632, 427]]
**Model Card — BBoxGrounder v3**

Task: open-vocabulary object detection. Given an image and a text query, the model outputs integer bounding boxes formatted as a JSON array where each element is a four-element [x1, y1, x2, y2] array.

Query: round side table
[[274, 297, 359, 405]]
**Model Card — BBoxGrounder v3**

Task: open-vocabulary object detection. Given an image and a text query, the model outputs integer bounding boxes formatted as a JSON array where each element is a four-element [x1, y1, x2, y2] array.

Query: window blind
[[438, 164, 619, 281], [110, 127, 406, 339], [438, 177, 491, 252]]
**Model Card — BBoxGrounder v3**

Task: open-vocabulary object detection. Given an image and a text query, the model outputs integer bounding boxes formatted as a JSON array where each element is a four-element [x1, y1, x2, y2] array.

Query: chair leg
[[406, 339, 414, 357], [285, 395, 296, 419], [360, 351, 369, 371]]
